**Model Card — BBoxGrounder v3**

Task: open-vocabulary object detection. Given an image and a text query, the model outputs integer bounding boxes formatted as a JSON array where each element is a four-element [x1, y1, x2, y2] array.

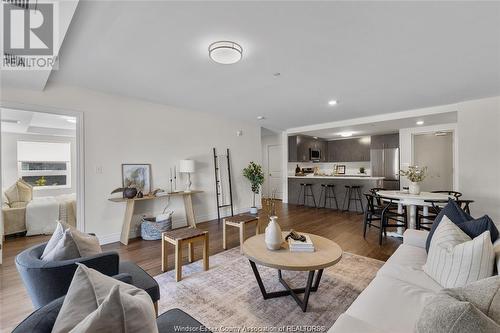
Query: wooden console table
[[109, 190, 203, 245]]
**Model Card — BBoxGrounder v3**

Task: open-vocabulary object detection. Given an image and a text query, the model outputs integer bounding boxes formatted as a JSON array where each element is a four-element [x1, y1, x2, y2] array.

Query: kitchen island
[[288, 175, 384, 211]]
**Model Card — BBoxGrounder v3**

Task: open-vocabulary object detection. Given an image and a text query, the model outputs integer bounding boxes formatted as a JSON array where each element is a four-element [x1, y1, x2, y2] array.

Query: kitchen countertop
[[288, 175, 385, 180]]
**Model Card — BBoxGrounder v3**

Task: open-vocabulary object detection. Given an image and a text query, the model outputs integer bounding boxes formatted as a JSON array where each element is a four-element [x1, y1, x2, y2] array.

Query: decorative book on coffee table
[[288, 234, 315, 252]]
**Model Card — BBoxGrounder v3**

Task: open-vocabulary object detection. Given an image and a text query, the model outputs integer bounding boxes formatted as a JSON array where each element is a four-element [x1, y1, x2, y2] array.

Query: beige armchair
[[2, 180, 33, 236]]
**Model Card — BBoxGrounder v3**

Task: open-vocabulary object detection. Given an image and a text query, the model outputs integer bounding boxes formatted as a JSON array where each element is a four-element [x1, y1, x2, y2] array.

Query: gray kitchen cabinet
[[288, 136, 298, 162], [327, 137, 370, 162], [371, 133, 399, 149], [288, 135, 328, 162]]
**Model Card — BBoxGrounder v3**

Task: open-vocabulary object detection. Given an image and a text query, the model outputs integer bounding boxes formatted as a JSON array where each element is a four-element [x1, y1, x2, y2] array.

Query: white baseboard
[[97, 206, 260, 245]]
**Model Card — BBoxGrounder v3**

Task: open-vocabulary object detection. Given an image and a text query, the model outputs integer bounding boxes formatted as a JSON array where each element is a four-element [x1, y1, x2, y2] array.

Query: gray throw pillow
[[40, 228, 80, 261], [416, 276, 500, 333], [40, 221, 102, 261], [52, 264, 158, 333]]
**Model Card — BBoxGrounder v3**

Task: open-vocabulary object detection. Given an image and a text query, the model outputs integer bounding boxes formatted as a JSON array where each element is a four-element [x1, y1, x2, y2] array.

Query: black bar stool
[[342, 185, 364, 213], [318, 184, 339, 209], [297, 183, 317, 207]]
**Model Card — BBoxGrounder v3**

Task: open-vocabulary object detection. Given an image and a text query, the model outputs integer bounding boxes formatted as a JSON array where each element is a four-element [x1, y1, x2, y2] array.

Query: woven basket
[[141, 216, 172, 240]]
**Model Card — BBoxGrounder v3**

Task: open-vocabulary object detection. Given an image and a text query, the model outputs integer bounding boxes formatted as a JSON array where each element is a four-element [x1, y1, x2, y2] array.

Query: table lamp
[[179, 159, 195, 192]]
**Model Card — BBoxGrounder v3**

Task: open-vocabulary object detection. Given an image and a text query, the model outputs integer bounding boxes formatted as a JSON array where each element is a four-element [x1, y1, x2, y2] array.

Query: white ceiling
[[300, 111, 457, 139], [1, 108, 76, 136], [6, 1, 500, 129]]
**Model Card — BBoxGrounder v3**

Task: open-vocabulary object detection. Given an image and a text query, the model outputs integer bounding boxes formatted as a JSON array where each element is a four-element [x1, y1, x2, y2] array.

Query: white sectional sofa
[[329, 229, 500, 333]]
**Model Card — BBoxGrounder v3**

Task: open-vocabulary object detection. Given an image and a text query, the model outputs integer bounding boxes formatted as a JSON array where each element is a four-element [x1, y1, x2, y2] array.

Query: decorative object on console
[[400, 165, 427, 195], [179, 159, 195, 192], [243, 161, 265, 214], [265, 215, 282, 250], [111, 187, 138, 199], [359, 167, 366, 174], [336, 165, 346, 174], [423, 217, 494, 288], [122, 164, 152, 195]]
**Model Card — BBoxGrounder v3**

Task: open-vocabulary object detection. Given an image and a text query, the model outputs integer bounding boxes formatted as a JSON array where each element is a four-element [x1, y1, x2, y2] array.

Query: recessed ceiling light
[[328, 100, 338, 106], [416, 120, 424, 125], [257, 116, 265, 120], [208, 41, 243, 64], [339, 132, 353, 137]]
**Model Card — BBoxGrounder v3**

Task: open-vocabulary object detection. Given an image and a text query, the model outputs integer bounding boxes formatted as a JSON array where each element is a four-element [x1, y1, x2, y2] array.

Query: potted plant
[[243, 161, 265, 214], [400, 166, 428, 194]]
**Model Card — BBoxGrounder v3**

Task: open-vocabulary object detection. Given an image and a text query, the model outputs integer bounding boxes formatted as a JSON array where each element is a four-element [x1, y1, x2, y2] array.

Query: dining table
[[376, 190, 452, 238]]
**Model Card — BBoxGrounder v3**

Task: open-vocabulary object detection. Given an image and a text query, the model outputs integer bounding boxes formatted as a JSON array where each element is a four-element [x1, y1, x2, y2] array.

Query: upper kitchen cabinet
[[327, 137, 370, 162], [370, 133, 400, 149], [288, 135, 328, 162]]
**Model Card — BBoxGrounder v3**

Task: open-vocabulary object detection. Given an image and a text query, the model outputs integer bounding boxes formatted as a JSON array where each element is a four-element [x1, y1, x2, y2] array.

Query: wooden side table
[[161, 227, 209, 282], [223, 214, 259, 253]]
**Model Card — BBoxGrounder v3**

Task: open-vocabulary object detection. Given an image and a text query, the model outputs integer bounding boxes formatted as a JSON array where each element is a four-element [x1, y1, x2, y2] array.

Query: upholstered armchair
[[15, 242, 160, 311], [2, 179, 33, 235]]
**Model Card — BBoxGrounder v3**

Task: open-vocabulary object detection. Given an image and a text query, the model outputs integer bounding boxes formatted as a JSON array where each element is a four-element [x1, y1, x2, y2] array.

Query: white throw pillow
[[40, 221, 101, 261], [52, 264, 158, 333], [423, 216, 494, 288]]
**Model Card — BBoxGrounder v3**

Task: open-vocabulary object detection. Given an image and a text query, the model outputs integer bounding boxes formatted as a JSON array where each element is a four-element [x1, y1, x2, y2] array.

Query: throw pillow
[[416, 276, 500, 333], [426, 199, 499, 252], [16, 179, 32, 202], [40, 228, 80, 261], [4, 183, 20, 204], [52, 264, 158, 333], [40, 221, 101, 260], [424, 216, 494, 288]]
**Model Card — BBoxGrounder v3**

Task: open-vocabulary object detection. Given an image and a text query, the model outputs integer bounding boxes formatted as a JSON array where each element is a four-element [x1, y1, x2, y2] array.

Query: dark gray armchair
[[13, 289, 209, 333], [16, 242, 160, 309]]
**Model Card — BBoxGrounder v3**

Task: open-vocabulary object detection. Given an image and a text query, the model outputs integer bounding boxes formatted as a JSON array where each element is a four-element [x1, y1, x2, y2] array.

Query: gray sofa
[[16, 242, 160, 309]]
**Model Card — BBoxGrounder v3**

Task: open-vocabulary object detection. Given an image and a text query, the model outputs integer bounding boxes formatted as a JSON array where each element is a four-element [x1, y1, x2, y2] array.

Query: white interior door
[[413, 132, 454, 191], [267, 144, 283, 199]]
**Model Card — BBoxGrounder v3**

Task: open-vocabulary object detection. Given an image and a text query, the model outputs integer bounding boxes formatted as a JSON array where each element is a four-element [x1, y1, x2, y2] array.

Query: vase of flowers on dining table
[[400, 166, 427, 195]]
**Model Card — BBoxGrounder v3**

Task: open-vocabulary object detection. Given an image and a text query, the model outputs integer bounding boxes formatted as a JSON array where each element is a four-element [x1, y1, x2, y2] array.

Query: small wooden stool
[[223, 214, 259, 253], [161, 228, 209, 282]]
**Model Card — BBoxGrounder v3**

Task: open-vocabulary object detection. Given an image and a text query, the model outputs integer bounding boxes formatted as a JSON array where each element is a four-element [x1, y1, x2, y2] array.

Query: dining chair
[[431, 190, 462, 199], [416, 199, 449, 230], [364, 193, 407, 245]]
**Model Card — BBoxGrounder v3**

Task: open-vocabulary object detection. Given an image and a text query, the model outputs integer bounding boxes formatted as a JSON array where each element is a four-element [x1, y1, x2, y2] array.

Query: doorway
[[413, 131, 454, 191], [261, 128, 283, 199], [0, 107, 84, 265]]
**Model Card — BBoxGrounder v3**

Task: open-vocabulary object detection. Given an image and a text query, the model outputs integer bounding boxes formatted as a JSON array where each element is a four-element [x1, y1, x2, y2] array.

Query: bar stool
[[319, 184, 339, 209], [342, 185, 364, 213], [297, 183, 317, 207]]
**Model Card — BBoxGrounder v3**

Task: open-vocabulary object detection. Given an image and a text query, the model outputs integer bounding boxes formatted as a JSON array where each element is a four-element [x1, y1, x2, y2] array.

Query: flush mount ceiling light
[[208, 41, 243, 64], [339, 132, 354, 137], [416, 120, 424, 125], [1, 119, 20, 124], [328, 100, 338, 106]]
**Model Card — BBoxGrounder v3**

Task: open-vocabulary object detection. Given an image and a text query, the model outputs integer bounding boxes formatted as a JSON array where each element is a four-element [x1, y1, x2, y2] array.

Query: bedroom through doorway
[[0, 107, 84, 264]]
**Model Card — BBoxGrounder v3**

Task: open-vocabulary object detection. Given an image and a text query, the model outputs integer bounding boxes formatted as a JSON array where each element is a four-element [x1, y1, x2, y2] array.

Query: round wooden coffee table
[[242, 232, 342, 312]]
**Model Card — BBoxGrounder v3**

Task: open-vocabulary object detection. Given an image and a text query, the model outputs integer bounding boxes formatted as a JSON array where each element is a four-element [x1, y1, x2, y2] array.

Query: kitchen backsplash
[[288, 162, 371, 176]]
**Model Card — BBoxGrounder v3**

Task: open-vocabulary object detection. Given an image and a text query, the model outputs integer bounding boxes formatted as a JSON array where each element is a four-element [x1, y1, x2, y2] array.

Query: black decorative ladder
[[213, 148, 234, 223]]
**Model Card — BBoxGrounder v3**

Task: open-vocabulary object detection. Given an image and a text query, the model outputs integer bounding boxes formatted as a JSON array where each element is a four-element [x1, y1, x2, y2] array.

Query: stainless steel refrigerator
[[370, 148, 400, 190]]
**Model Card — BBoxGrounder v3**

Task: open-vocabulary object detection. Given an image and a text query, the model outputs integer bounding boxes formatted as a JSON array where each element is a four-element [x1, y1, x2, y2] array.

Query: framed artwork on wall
[[122, 164, 151, 194]]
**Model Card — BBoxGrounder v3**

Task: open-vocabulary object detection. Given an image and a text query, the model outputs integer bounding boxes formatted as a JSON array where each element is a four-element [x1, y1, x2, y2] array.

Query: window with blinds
[[17, 141, 71, 188]]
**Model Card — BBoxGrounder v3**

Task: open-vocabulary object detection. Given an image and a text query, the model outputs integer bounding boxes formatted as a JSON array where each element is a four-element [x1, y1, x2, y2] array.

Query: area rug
[[154, 247, 383, 331]]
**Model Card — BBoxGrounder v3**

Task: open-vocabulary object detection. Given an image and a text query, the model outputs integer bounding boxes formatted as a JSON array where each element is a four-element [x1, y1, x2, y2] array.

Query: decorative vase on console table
[[265, 216, 282, 250]]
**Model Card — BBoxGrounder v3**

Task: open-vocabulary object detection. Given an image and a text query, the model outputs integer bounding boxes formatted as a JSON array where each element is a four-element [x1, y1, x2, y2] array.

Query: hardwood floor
[[0, 202, 401, 331]]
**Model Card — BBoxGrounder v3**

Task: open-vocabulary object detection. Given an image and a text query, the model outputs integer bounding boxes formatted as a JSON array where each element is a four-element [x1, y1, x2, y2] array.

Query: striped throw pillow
[[423, 215, 494, 288]]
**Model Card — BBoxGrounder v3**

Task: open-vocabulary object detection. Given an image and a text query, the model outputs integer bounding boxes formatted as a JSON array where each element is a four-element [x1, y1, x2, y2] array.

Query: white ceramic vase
[[250, 207, 258, 214], [265, 216, 282, 250], [409, 182, 421, 195]]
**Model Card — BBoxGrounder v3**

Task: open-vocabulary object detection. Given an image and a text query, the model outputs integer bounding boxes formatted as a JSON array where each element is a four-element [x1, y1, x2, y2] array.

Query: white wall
[[1, 132, 76, 197], [1, 86, 261, 243], [399, 96, 500, 223], [457, 97, 500, 223]]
